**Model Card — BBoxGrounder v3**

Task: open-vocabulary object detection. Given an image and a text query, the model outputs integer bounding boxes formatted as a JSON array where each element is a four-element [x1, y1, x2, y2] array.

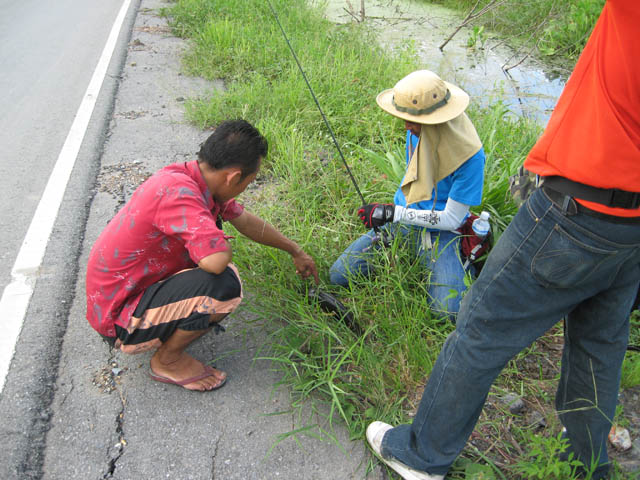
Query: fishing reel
[[372, 227, 393, 248], [362, 227, 394, 253]]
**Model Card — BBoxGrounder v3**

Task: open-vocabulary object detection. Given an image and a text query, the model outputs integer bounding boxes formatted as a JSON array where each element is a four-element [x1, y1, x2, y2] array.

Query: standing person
[[329, 70, 486, 320], [86, 119, 318, 392], [366, 1, 640, 478]]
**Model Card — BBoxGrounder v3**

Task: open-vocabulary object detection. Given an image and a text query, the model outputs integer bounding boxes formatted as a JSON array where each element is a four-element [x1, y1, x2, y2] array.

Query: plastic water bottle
[[472, 211, 490, 239]]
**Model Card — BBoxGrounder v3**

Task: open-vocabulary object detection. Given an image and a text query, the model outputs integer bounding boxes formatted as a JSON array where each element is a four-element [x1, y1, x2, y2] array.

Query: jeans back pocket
[[531, 224, 618, 289]]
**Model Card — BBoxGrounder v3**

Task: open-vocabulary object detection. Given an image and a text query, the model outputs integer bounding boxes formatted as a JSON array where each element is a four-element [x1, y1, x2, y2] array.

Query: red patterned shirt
[[86, 160, 244, 336]]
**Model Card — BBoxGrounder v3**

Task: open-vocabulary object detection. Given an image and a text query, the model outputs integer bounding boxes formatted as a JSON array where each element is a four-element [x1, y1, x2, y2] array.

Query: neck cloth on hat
[[401, 113, 482, 206]]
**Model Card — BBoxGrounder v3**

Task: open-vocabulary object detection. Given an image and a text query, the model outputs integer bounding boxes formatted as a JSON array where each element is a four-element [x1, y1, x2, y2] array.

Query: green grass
[[165, 1, 636, 478], [512, 431, 584, 479]]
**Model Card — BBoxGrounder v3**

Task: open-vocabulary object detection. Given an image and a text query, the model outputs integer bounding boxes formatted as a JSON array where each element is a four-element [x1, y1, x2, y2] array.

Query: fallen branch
[[345, 0, 365, 22], [439, 0, 506, 51], [501, 13, 551, 71]]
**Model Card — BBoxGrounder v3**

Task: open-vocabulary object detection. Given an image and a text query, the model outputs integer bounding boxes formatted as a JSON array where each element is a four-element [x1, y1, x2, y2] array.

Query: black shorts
[[105, 266, 242, 354]]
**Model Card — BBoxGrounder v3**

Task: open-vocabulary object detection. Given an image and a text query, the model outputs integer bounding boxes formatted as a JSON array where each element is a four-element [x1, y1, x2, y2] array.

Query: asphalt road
[[0, 0, 126, 295], [0, 0, 141, 477], [0, 1, 376, 478]]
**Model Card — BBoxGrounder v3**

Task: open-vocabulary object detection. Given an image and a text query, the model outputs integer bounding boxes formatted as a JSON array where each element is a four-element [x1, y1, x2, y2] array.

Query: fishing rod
[[266, 0, 380, 332], [266, 0, 366, 206], [267, 0, 392, 254]]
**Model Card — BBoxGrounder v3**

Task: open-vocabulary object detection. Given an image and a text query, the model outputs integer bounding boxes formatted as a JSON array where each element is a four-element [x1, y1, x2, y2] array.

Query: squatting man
[[86, 120, 318, 392]]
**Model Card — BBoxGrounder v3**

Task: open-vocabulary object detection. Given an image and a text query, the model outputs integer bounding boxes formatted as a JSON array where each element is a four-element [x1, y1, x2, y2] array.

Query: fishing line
[[266, 0, 366, 205]]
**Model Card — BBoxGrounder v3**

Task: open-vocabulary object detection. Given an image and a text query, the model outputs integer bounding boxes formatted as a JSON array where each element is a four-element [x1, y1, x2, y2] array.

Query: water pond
[[318, 0, 567, 125]]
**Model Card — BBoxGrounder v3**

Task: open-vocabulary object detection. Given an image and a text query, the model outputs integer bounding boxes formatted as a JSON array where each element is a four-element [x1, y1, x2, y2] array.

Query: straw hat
[[376, 70, 470, 125]]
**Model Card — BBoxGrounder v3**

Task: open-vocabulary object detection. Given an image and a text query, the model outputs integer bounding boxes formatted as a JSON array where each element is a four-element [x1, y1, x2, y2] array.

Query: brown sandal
[[149, 365, 227, 390]]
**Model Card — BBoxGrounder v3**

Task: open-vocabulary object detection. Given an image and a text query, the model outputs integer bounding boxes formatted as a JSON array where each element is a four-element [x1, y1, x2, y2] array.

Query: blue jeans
[[381, 188, 640, 478], [329, 224, 469, 319]]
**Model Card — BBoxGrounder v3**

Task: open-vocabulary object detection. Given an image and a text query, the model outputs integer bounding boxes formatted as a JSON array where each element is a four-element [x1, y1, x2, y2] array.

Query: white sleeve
[[393, 198, 470, 230]]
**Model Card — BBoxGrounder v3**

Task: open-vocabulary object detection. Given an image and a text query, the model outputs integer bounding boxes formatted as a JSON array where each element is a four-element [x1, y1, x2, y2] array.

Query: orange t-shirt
[[525, 0, 640, 217]]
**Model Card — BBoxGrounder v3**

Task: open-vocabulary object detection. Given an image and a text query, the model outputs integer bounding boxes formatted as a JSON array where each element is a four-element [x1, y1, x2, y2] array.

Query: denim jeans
[[381, 188, 640, 478], [329, 224, 469, 318]]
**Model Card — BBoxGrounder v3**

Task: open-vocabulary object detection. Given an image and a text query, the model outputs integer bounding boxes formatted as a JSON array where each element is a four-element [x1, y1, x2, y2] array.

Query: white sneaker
[[366, 421, 445, 480]]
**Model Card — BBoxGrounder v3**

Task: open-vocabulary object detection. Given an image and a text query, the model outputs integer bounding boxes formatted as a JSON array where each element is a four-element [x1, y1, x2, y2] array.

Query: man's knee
[[198, 265, 242, 302]]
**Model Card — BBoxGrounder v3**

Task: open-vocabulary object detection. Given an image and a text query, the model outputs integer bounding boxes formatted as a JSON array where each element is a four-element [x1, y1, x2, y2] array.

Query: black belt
[[543, 176, 640, 210], [542, 186, 640, 225]]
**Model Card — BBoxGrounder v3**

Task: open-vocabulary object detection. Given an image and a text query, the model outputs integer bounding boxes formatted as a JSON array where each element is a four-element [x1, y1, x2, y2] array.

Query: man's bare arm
[[198, 248, 232, 275], [230, 211, 319, 283]]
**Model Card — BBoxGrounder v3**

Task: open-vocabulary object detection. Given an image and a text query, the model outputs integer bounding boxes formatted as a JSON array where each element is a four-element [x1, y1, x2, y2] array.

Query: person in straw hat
[[329, 69, 486, 320]]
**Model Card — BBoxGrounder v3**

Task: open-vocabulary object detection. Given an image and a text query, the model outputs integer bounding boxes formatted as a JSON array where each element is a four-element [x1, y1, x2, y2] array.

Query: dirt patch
[[135, 25, 172, 34], [92, 362, 127, 395], [97, 161, 152, 210]]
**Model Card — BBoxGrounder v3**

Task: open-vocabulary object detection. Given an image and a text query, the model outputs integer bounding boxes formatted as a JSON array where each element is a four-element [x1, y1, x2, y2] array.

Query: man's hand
[[292, 249, 320, 285], [357, 203, 395, 229]]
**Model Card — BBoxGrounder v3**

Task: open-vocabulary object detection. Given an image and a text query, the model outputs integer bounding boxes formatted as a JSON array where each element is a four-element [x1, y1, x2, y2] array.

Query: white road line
[[0, 0, 133, 394]]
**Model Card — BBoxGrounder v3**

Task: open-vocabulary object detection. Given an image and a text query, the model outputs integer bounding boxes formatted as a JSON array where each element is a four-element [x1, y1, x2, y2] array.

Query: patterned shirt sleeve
[[220, 199, 244, 221]]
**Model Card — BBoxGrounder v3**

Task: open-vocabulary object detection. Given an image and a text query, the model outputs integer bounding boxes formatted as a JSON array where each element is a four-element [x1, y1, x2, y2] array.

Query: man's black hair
[[198, 119, 268, 178]]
